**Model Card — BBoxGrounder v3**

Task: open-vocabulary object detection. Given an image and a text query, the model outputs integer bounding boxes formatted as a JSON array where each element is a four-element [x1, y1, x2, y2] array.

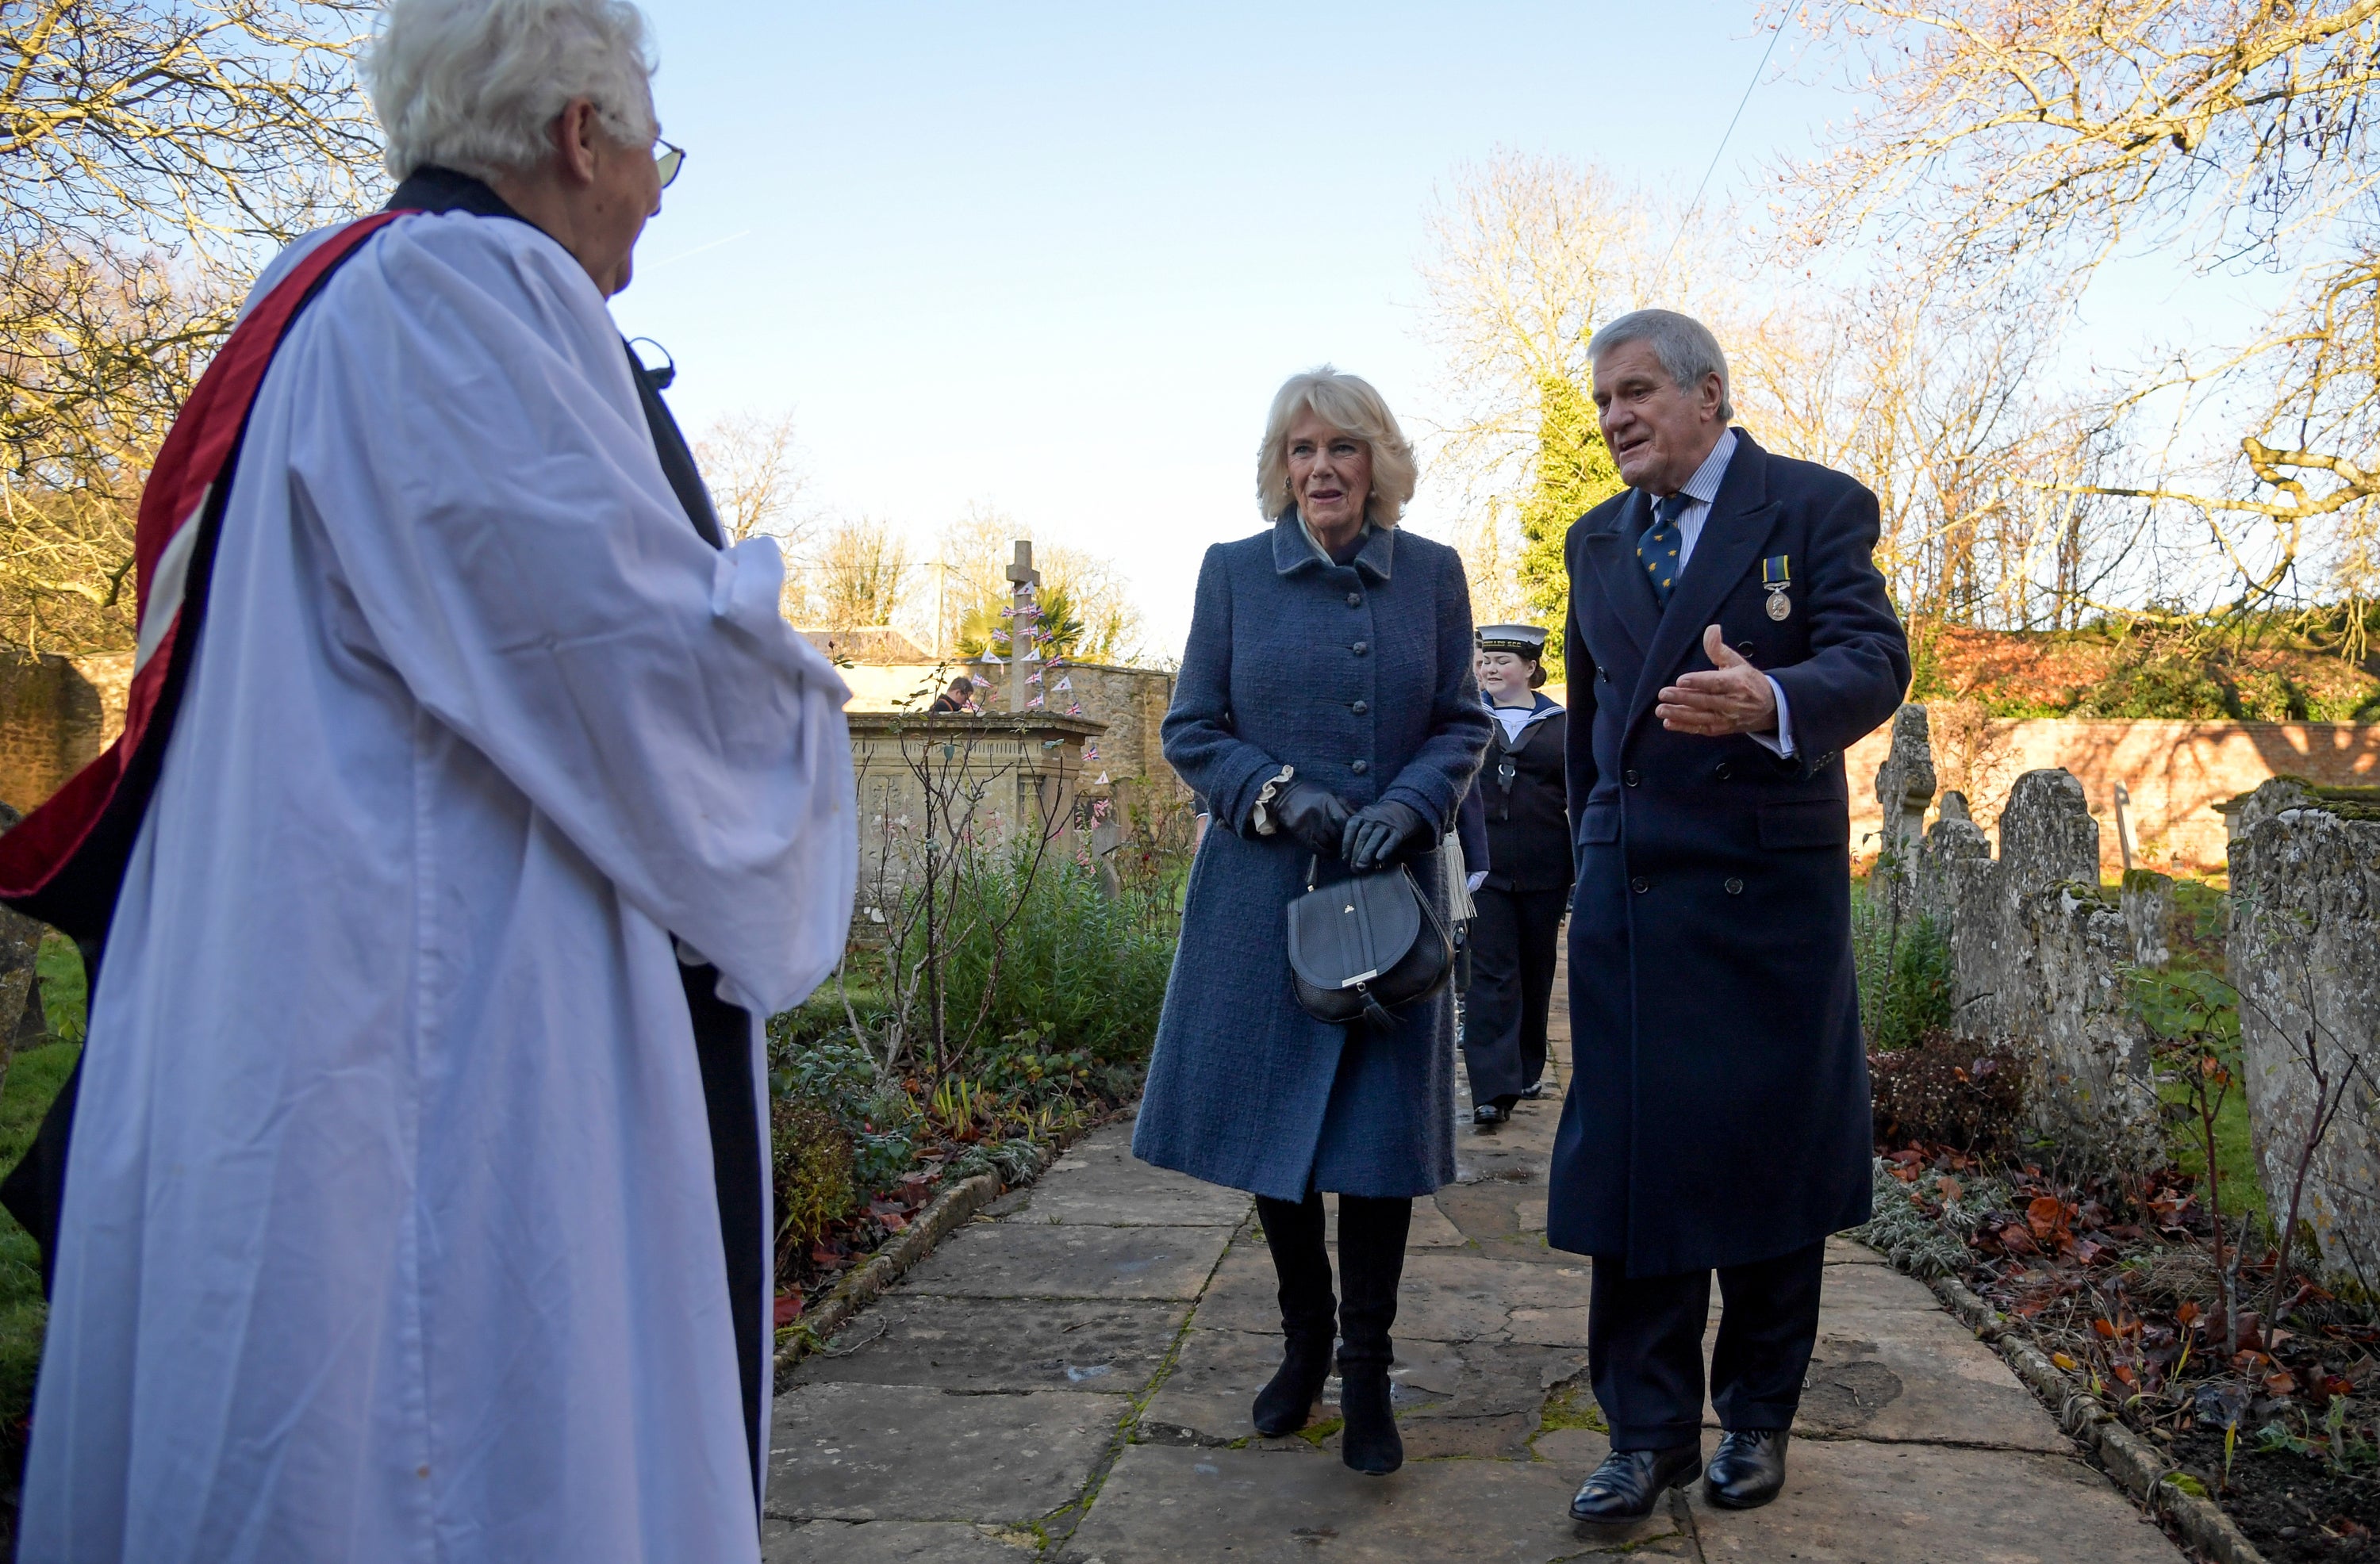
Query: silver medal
[[1766, 588, 1791, 621]]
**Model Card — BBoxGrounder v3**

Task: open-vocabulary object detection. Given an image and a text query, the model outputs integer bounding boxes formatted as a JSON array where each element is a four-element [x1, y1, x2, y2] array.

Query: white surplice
[[17, 209, 854, 1563]]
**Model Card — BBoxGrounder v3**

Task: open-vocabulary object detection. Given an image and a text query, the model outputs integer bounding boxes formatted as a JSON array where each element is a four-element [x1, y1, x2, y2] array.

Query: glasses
[[655, 139, 685, 190]]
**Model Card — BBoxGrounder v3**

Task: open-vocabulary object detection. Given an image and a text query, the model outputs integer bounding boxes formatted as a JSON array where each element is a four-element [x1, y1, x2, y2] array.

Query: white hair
[[1588, 308, 1735, 422], [1255, 366, 1419, 527], [365, 0, 658, 182]]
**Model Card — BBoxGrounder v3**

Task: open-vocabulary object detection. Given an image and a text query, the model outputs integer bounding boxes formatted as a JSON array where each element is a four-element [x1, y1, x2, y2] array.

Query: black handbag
[[1285, 857, 1453, 1027]]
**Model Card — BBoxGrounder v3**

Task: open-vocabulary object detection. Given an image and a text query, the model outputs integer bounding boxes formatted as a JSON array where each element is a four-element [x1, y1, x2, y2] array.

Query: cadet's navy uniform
[[1461, 624, 1572, 1112]]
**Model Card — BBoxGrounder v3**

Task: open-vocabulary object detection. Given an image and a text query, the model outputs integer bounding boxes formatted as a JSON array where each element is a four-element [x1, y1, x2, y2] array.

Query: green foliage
[[895, 849, 1176, 1075], [769, 1094, 855, 1259], [765, 1022, 918, 1196], [35, 934, 84, 1045], [1851, 881, 1955, 1050], [1513, 372, 1622, 684], [2130, 965, 2268, 1230], [2255, 1397, 2379, 1477]]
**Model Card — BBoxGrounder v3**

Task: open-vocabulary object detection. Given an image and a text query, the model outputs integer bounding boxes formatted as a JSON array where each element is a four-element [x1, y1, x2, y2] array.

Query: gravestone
[[1872, 704, 1937, 914]]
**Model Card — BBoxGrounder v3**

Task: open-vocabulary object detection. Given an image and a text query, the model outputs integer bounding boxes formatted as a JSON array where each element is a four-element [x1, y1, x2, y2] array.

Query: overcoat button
[[1624, 769, 1641, 787], [1596, 665, 1609, 682], [1352, 700, 1368, 714], [1351, 759, 1368, 774], [1714, 761, 1733, 781], [1346, 592, 1362, 607], [1630, 876, 1649, 895], [1725, 877, 1745, 895], [1737, 641, 1756, 657], [1353, 641, 1369, 656]]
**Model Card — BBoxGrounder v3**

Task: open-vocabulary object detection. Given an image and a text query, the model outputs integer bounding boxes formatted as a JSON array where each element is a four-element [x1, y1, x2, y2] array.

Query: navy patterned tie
[[1639, 493, 1687, 608]]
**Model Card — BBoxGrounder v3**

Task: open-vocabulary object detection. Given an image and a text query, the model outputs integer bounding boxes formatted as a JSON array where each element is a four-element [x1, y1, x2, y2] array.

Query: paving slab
[[789, 1297, 1188, 1396], [1317, 1192, 1472, 1250], [990, 1129, 1253, 1228], [1140, 1325, 1587, 1459], [1802, 1255, 1952, 1313], [1196, 1239, 1594, 1344], [768, 1382, 1129, 1524], [1683, 1436, 2187, 1562], [763, 1517, 1033, 1562], [1825, 1234, 1888, 1266], [1058, 1442, 1690, 1564], [1679, 1300, 2068, 1452], [898, 1221, 1230, 1302]]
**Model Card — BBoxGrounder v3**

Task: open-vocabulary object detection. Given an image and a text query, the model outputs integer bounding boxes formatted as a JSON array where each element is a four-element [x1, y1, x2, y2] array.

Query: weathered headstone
[[1872, 704, 1937, 915], [2228, 785, 2380, 1292], [1873, 704, 1937, 856]]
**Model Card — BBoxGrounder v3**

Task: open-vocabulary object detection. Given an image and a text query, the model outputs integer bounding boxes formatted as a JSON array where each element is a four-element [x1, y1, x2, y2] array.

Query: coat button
[[1352, 700, 1368, 714], [1630, 876, 1649, 895], [1624, 769, 1641, 787], [1737, 641, 1756, 657], [1346, 592, 1362, 607], [1352, 641, 1369, 656], [1725, 877, 1745, 895], [1351, 759, 1369, 774], [1596, 665, 1609, 683], [1714, 761, 1733, 781]]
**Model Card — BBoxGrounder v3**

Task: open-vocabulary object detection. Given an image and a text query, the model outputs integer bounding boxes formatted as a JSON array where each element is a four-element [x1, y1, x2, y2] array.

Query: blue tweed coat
[[1133, 517, 1491, 1200]]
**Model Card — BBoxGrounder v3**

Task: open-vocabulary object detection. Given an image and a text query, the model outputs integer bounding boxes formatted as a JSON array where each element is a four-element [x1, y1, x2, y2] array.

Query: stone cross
[[1004, 540, 1042, 714], [1873, 703, 1937, 914]]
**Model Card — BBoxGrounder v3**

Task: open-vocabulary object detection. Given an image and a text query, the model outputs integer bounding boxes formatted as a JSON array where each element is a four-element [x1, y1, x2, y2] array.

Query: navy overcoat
[[1547, 431, 1909, 1276], [1133, 517, 1491, 1200]]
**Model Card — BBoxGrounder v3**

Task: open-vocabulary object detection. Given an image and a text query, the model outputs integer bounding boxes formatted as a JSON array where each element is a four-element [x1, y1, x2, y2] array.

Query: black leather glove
[[1269, 778, 1354, 859], [1342, 800, 1431, 873]]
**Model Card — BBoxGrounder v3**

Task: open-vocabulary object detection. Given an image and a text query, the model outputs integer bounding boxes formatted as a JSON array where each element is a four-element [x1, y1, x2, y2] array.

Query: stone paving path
[[765, 991, 2190, 1562]]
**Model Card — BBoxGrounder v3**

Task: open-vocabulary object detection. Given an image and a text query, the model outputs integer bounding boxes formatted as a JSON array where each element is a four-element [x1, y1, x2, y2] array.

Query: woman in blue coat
[[1134, 368, 1491, 1475]]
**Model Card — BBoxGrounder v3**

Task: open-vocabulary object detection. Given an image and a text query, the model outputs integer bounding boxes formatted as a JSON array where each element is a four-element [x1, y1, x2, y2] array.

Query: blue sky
[[611, 3, 2257, 655]]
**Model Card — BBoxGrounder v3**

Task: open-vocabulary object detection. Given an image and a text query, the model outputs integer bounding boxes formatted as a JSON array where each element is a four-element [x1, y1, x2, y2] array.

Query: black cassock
[[1461, 696, 1571, 1106]]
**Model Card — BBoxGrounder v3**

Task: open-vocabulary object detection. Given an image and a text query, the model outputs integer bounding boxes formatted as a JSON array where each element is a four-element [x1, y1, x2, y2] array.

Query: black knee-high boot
[[1336, 1194, 1412, 1474], [1253, 1191, 1335, 1436]]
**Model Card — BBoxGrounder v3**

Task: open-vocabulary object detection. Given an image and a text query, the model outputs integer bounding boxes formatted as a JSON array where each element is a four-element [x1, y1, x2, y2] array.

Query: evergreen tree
[[1512, 372, 1623, 683]]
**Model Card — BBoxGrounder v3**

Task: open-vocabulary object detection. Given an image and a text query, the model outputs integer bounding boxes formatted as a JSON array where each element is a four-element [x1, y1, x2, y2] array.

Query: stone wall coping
[[846, 711, 1106, 739], [2212, 776, 2380, 819]]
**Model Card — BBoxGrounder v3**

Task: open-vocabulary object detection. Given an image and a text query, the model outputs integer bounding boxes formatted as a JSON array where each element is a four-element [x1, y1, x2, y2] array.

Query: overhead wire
[[1658, 13, 1791, 280]]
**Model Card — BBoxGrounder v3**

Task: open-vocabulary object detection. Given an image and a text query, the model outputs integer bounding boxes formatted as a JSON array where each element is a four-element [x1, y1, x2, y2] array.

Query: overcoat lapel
[[1581, 491, 1660, 660], [1626, 435, 1783, 734]]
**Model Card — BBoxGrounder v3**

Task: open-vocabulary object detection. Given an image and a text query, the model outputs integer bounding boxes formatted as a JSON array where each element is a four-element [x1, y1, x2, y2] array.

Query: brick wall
[[0, 650, 132, 813], [1852, 715, 2380, 875]]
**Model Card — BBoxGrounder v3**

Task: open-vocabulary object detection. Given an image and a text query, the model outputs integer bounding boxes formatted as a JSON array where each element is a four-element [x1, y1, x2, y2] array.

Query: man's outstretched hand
[[1656, 625, 1776, 738]]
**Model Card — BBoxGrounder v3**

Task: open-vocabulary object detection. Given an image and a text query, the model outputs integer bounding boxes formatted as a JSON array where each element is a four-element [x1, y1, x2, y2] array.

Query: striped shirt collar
[[1667, 427, 1738, 509]]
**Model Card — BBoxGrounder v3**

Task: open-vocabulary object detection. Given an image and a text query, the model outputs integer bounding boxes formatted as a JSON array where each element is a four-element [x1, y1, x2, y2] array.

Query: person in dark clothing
[[927, 676, 973, 714], [1135, 366, 1491, 1478], [1463, 623, 1570, 1127], [1551, 309, 1907, 1526]]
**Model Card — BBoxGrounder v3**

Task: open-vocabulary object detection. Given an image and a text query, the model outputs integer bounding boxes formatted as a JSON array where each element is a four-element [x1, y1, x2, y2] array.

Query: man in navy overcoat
[[1547, 310, 1909, 1524]]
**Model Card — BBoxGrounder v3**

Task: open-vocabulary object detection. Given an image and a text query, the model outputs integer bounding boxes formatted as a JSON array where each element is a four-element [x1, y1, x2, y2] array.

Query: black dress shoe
[[1706, 1428, 1789, 1509], [1518, 1080, 1546, 1100], [1569, 1444, 1702, 1524], [1472, 1102, 1510, 1126], [1251, 1335, 1334, 1436]]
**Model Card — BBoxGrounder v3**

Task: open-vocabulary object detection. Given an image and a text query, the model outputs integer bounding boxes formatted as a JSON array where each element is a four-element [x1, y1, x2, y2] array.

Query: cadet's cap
[[1476, 623, 1549, 658]]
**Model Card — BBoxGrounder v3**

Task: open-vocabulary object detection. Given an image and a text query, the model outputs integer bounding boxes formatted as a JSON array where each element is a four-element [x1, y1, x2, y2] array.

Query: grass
[[0, 935, 87, 1461], [2160, 1075, 2268, 1232], [0, 1041, 77, 1445]]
